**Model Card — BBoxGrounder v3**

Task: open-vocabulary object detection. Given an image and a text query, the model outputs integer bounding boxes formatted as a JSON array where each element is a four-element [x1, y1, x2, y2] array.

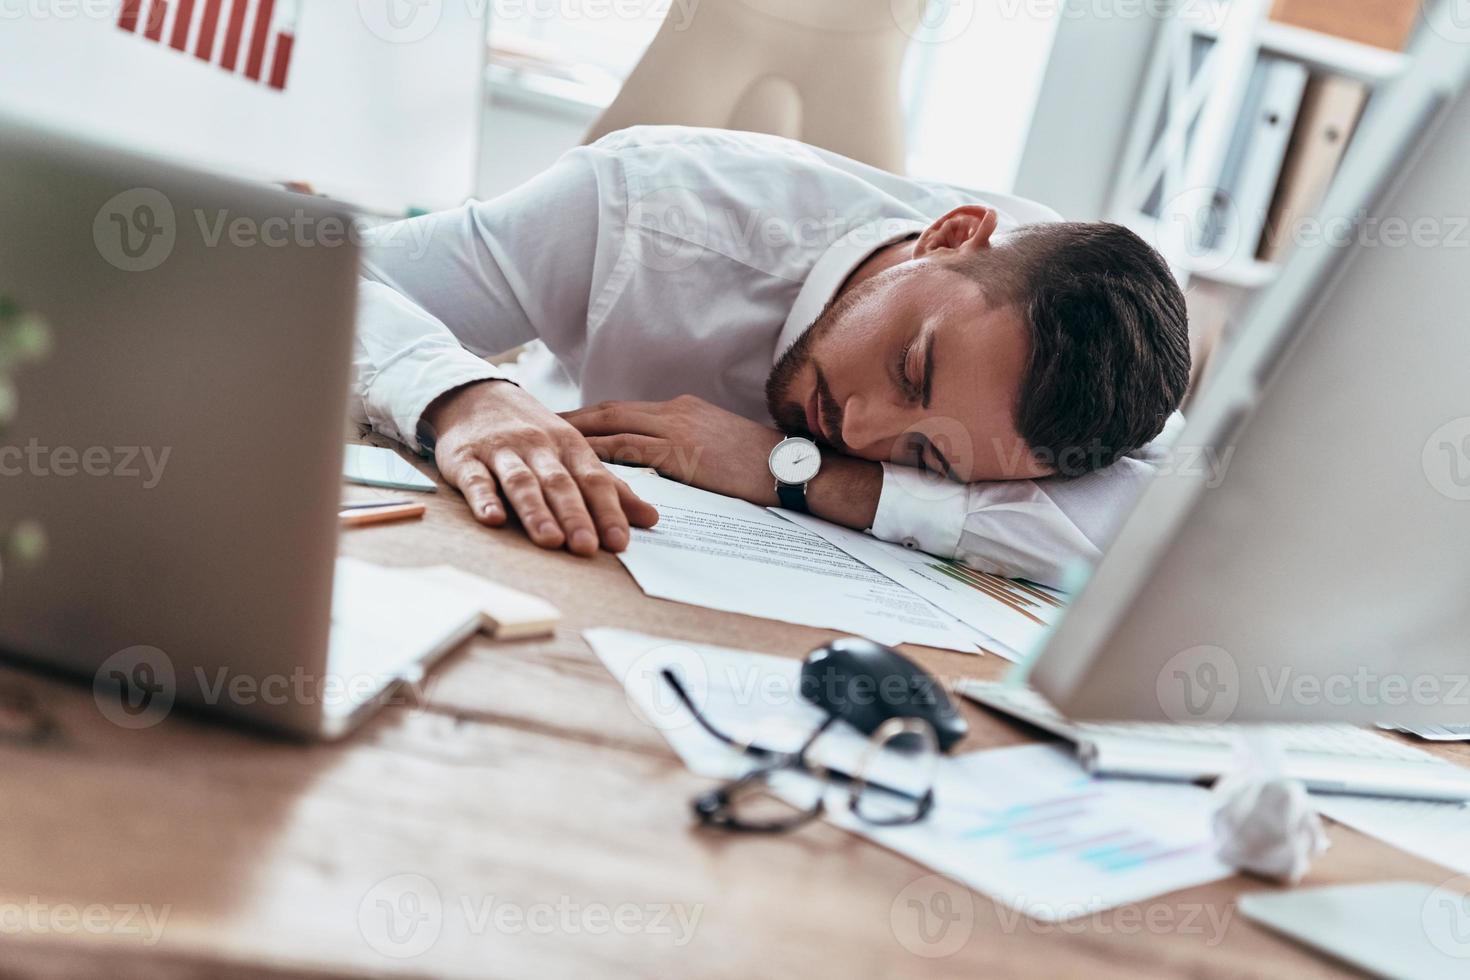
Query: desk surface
[[4, 442, 1467, 979]]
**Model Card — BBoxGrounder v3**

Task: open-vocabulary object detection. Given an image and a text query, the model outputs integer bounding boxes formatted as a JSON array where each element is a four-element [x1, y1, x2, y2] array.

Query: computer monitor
[[1029, 28, 1470, 727]]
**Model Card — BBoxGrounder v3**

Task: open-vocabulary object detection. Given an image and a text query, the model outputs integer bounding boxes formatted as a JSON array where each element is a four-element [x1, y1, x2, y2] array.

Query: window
[[489, 0, 666, 107], [487, 0, 1058, 192]]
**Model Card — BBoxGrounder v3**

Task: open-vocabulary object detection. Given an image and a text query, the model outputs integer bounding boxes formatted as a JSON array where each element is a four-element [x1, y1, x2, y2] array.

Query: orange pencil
[[338, 502, 426, 527]]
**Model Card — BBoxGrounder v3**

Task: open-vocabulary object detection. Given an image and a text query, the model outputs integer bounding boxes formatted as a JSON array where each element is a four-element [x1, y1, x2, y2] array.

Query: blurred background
[[0, 0, 1453, 396]]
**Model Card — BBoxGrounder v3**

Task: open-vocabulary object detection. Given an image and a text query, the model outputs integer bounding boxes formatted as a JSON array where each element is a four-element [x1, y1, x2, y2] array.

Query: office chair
[[584, 0, 926, 173]]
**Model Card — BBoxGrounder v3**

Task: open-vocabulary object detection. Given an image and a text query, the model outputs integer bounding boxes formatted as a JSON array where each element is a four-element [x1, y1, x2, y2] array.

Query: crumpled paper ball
[[1211, 773, 1330, 883]]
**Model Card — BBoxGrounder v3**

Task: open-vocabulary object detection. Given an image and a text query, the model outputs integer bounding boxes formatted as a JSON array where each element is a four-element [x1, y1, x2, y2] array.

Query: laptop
[[0, 116, 480, 739]]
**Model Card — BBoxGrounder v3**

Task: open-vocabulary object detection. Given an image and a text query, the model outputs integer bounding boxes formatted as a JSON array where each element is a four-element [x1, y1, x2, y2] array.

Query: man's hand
[[565, 394, 885, 530], [422, 380, 658, 555], [563, 395, 786, 505]]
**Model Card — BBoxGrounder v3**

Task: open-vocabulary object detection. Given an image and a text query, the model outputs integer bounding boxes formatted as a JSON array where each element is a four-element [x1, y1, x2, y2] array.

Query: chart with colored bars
[[925, 561, 1066, 627], [117, 0, 300, 91], [960, 783, 1207, 874], [837, 745, 1232, 921]]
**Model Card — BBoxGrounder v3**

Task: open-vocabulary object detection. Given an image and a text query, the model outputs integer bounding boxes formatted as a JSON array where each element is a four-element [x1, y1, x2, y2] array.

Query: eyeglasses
[[661, 668, 938, 834]]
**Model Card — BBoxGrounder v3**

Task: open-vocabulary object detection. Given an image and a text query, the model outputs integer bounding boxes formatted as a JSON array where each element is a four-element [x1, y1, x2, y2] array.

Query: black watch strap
[[776, 482, 809, 513]]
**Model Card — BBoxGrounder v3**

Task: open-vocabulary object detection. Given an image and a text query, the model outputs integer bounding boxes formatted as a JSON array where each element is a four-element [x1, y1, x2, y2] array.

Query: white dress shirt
[[353, 125, 1181, 588]]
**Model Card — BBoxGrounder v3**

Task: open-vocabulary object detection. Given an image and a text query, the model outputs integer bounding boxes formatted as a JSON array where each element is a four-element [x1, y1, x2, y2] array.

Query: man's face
[[766, 260, 1052, 483]]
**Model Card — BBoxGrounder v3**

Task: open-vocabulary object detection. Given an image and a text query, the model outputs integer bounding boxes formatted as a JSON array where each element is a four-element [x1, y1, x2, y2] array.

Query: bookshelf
[[1108, 0, 1417, 291]]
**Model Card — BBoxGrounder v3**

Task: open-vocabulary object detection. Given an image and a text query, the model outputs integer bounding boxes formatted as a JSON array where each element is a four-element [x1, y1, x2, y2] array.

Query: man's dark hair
[[961, 221, 1191, 478]]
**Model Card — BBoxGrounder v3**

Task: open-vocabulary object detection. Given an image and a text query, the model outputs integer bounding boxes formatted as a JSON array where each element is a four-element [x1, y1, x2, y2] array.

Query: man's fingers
[[526, 450, 600, 557], [585, 434, 663, 468], [445, 456, 505, 526], [579, 441, 660, 531], [616, 477, 660, 529], [561, 402, 665, 437], [568, 456, 634, 552], [489, 450, 565, 550]]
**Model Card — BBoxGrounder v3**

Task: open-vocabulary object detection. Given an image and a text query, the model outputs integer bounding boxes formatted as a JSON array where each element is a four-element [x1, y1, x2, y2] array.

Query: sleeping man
[[352, 126, 1191, 589]]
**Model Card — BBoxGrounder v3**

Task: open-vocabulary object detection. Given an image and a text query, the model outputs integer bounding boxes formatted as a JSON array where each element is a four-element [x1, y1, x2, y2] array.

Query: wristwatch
[[768, 436, 822, 513]]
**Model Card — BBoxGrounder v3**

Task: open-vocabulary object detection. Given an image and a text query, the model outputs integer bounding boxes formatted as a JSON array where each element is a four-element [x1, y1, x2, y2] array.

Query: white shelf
[[485, 64, 611, 120], [1116, 212, 1282, 289], [1192, 5, 1411, 82], [1186, 255, 1280, 289], [1111, 0, 1416, 293], [1257, 22, 1410, 81]]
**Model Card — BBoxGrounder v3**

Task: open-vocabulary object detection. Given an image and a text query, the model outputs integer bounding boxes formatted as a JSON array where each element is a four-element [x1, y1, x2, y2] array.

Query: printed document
[[775, 510, 1068, 661], [587, 628, 1233, 921], [1316, 795, 1470, 874], [607, 466, 985, 652]]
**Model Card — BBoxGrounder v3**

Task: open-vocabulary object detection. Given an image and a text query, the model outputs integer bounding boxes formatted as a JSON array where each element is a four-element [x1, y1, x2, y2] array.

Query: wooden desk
[[3, 445, 1465, 978]]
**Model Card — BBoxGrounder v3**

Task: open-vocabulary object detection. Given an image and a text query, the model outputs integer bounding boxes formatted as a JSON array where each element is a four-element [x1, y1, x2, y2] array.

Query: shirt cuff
[[869, 462, 971, 559], [364, 346, 509, 454]]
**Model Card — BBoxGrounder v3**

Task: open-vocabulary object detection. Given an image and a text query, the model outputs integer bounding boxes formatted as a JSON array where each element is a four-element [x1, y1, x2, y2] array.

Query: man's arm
[[868, 463, 1101, 589], [564, 395, 1107, 588], [353, 149, 599, 451], [353, 147, 657, 555]]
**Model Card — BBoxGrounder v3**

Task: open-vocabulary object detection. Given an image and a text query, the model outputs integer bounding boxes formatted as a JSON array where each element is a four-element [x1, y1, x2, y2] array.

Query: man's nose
[[839, 394, 899, 455]]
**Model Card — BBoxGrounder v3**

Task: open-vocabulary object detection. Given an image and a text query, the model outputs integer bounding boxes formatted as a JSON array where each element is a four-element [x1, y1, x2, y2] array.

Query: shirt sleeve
[[869, 463, 1107, 590], [349, 280, 509, 450], [351, 146, 605, 452]]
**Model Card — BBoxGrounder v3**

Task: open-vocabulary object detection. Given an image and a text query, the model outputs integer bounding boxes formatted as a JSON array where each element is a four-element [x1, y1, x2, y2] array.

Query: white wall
[[901, 3, 1061, 192], [0, 3, 485, 213], [1012, 1, 1164, 220], [478, 5, 1068, 200], [478, 88, 597, 199]]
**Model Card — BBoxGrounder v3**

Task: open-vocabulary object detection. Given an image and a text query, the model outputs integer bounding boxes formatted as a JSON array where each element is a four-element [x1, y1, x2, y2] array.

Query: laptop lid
[[0, 115, 358, 736]]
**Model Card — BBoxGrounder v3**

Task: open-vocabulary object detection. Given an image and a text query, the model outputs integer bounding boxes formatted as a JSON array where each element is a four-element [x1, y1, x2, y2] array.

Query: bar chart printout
[[832, 745, 1233, 921], [117, 0, 300, 91], [926, 561, 1065, 627]]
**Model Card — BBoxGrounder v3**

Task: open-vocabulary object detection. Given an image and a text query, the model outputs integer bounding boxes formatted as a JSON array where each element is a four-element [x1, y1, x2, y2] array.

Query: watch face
[[769, 437, 821, 484]]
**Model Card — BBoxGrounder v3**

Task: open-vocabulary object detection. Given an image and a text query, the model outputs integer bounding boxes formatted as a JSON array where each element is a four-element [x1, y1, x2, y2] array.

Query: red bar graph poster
[[219, 0, 248, 71], [268, 31, 294, 91], [117, 0, 299, 93], [143, 0, 167, 41], [243, 0, 274, 80], [193, 0, 223, 62], [117, 0, 143, 32], [168, 0, 194, 50]]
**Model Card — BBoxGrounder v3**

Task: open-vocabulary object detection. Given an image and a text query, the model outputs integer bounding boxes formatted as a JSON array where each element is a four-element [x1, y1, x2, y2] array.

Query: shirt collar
[[773, 218, 930, 365]]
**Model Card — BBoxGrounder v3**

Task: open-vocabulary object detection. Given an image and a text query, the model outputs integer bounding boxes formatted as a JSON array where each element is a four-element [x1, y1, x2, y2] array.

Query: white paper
[[342, 444, 436, 492], [772, 510, 1069, 661], [1383, 723, 1470, 742], [1316, 795, 1470, 875], [829, 744, 1234, 921], [608, 466, 984, 652], [587, 628, 1233, 922], [584, 626, 865, 780]]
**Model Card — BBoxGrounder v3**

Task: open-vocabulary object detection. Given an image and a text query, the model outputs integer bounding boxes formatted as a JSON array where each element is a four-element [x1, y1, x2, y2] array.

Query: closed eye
[[894, 340, 921, 403]]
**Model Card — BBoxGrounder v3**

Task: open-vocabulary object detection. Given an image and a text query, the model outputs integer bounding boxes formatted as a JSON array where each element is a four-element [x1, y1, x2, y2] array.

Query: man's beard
[[765, 309, 848, 453]]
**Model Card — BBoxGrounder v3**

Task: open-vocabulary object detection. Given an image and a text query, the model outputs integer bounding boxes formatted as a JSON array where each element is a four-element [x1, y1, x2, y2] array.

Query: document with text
[[774, 510, 1069, 662], [588, 628, 1232, 922], [607, 465, 986, 652]]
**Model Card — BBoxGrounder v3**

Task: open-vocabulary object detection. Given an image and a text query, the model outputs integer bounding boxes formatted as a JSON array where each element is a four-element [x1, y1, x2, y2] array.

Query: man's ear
[[912, 205, 999, 258]]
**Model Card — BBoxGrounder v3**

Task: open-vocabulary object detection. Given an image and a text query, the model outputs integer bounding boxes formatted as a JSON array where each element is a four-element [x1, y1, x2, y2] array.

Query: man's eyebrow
[[921, 334, 936, 409]]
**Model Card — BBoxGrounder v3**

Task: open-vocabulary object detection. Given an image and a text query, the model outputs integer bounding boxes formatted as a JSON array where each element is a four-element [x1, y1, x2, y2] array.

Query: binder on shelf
[[1257, 73, 1369, 263], [1200, 55, 1309, 265]]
